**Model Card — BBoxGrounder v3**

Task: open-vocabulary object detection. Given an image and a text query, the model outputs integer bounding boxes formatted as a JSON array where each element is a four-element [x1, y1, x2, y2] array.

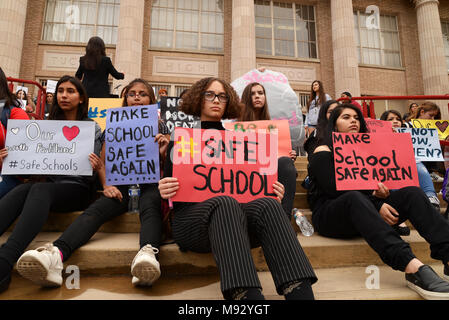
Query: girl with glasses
[[158, 77, 317, 300], [17, 78, 170, 289]]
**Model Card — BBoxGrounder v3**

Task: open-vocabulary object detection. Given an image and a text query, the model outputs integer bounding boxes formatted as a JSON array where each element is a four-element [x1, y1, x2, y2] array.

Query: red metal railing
[[6, 77, 46, 120], [338, 94, 449, 147]]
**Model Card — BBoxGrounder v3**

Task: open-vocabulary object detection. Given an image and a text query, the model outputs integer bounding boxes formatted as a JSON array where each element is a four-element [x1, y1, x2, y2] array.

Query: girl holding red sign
[[159, 77, 317, 300], [16, 78, 170, 289], [239, 82, 298, 217], [0, 75, 102, 293], [308, 103, 449, 300]]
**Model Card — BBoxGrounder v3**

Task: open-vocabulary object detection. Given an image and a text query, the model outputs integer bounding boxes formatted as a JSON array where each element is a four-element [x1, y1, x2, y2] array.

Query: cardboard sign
[[333, 132, 418, 190], [411, 119, 449, 140], [88, 98, 124, 131], [2, 120, 95, 175], [159, 96, 200, 132], [172, 128, 278, 203], [105, 104, 160, 186], [365, 118, 393, 133], [231, 69, 304, 153], [395, 128, 443, 161], [46, 80, 58, 94], [224, 120, 292, 157]]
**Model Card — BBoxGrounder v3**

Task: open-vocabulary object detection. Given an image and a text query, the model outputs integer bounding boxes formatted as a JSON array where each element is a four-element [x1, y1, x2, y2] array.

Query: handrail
[[6, 77, 46, 120]]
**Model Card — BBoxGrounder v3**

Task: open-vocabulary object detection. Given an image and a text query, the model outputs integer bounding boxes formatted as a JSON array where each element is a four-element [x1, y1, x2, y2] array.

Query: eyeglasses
[[204, 91, 228, 103], [126, 91, 149, 98]]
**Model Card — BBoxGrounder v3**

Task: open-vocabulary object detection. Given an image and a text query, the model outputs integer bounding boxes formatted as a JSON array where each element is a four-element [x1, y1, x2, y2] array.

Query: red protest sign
[[333, 132, 418, 190], [172, 128, 278, 203], [365, 118, 393, 133], [224, 120, 292, 157]]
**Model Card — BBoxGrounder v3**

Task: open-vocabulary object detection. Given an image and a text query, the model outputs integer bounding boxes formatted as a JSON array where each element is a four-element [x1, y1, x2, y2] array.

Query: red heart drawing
[[435, 121, 449, 134], [62, 126, 80, 141]]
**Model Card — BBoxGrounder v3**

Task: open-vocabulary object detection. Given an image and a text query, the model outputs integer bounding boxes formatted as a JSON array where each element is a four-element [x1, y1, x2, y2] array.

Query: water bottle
[[128, 185, 140, 213], [292, 208, 314, 236]]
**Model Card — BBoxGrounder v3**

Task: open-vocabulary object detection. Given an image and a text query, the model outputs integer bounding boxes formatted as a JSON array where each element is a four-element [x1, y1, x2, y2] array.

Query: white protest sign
[[2, 120, 95, 175], [231, 69, 305, 153], [396, 127, 443, 161], [46, 80, 58, 94]]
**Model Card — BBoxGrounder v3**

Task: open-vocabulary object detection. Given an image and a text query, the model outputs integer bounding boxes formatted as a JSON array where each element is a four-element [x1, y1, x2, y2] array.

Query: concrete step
[[3, 262, 441, 300], [0, 229, 437, 276]]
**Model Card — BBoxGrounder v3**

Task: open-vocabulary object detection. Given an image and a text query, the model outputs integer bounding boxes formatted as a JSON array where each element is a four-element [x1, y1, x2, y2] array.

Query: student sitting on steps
[[158, 77, 317, 300], [0, 75, 102, 293], [16, 78, 170, 288], [308, 103, 449, 300]]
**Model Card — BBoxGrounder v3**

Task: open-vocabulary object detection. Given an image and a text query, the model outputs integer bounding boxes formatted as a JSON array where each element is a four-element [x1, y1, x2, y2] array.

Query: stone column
[[330, 0, 360, 99], [0, 0, 28, 77], [231, 0, 256, 81], [414, 0, 449, 118], [113, 0, 145, 95]]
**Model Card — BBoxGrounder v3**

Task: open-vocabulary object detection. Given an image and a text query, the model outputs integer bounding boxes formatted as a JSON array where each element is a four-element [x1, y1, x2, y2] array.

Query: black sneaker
[[406, 265, 449, 300]]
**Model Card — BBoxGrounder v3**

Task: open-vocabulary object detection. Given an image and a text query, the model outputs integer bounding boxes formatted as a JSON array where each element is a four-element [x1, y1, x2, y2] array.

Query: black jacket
[[75, 56, 124, 98]]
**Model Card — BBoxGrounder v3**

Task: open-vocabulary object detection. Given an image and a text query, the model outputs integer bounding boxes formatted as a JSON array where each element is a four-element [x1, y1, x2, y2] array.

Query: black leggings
[[0, 182, 90, 266], [54, 184, 161, 262], [172, 196, 317, 298], [313, 186, 449, 271], [277, 156, 297, 217]]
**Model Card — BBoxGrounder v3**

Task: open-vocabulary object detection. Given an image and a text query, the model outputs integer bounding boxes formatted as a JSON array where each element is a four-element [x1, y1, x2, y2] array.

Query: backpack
[[442, 168, 449, 203]]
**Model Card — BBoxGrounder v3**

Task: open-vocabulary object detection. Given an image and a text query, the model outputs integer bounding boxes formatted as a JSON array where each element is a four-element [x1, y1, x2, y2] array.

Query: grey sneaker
[[406, 265, 449, 300], [17, 243, 63, 287], [430, 172, 444, 183], [131, 244, 160, 286]]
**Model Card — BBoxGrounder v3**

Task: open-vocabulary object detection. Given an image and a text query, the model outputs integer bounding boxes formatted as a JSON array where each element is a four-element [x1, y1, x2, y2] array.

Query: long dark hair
[[316, 99, 339, 145], [0, 67, 19, 109], [239, 82, 270, 121], [321, 103, 368, 149], [121, 78, 157, 106], [380, 109, 404, 127], [49, 75, 88, 120], [83, 36, 106, 70], [307, 80, 327, 112]]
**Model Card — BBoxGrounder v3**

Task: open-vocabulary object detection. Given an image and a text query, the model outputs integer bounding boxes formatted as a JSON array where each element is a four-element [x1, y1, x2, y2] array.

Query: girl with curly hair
[[158, 77, 317, 300]]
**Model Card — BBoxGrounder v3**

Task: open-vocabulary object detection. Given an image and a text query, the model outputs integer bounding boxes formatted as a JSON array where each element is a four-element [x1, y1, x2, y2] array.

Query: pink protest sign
[[365, 118, 393, 133], [172, 128, 278, 203], [333, 132, 418, 191], [224, 120, 292, 157]]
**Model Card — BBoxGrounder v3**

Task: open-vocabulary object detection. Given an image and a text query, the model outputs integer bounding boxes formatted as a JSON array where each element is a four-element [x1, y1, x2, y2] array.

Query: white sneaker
[[17, 243, 63, 287], [131, 244, 160, 286]]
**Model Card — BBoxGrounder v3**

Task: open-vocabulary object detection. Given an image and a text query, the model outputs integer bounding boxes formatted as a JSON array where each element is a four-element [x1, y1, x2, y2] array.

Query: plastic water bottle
[[292, 208, 314, 236], [128, 185, 140, 213]]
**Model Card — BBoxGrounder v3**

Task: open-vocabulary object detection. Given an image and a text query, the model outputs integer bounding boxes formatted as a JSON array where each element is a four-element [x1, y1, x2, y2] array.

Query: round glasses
[[204, 91, 228, 103]]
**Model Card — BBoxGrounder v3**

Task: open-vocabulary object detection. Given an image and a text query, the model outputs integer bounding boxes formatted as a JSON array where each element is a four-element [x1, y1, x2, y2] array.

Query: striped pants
[[172, 196, 317, 298]]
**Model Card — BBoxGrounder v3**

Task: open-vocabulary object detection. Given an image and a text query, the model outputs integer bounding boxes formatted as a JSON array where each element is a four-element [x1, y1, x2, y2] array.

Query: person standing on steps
[[75, 36, 125, 98]]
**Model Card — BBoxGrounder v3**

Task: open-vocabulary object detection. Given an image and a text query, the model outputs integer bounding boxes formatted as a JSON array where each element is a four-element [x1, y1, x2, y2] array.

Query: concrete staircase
[[1, 156, 448, 300]]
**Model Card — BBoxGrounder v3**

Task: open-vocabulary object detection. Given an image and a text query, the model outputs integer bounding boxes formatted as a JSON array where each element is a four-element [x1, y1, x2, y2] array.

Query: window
[[255, 1, 317, 59], [354, 11, 401, 68], [296, 92, 310, 109], [441, 21, 449, 71], [151, 83, 192, 98], [150, 0, 224, 52], [42, 0, 120, 44]]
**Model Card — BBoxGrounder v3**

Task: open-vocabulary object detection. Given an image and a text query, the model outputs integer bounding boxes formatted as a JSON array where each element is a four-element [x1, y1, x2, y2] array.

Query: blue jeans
[[0, 175, 21, 200], [416, 162, 436, 197]]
